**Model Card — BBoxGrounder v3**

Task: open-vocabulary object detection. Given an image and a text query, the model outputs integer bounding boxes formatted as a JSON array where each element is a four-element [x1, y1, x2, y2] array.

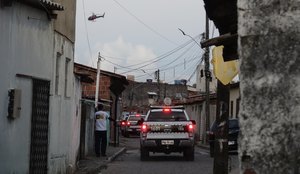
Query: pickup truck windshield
[[128, 116, 145, 121], [147, 111, 187, 121]]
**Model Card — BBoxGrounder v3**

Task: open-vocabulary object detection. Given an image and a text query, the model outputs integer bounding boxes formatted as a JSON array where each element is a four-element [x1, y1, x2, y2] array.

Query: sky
[[75, 0, 218, 85]]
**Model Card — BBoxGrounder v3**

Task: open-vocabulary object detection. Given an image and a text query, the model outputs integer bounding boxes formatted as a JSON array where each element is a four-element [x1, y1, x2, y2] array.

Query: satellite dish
[[164, 97, 172, 106]]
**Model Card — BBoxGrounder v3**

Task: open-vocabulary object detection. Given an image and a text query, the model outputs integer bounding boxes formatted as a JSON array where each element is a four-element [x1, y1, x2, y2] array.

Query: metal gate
[[29, 79, 50, 174]]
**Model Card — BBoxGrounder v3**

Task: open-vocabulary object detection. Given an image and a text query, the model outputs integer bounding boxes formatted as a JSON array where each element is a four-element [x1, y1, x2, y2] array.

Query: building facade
[[122, 81, 189, 114], [229, 82, 240, 118], [0, 0, 78, 173], [74, 63, 128, 153]]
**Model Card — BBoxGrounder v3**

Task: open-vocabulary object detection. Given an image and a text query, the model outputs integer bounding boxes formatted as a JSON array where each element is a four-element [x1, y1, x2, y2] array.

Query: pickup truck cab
[[139, 105, 196, 161]]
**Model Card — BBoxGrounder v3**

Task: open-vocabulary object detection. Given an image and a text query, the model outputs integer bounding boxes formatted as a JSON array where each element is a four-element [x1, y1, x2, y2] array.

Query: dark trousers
[[95, 130, 107, 155]]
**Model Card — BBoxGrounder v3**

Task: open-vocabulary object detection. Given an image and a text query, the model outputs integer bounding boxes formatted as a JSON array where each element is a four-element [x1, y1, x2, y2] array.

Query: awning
[[16, 0, 64, 19], [147, 92, 157, 96], [39, 0, 64, 11]]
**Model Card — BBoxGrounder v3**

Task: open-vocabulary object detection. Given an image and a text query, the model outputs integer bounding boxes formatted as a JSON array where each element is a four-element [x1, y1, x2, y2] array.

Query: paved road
[[101, 136, 214, 174]]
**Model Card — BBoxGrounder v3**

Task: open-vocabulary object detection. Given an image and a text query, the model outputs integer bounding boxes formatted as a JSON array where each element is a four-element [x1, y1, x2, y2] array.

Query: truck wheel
[[140, 147, 149, 161], [184, 147, 194, 161]]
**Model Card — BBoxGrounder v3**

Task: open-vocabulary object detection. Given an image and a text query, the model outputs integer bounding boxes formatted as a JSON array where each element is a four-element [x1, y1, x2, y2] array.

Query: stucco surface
[[238, 0, 300, 173]]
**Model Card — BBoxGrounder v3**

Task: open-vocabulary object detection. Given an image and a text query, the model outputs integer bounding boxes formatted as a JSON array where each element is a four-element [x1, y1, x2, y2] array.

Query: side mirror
[[190, 120, 196, 125]]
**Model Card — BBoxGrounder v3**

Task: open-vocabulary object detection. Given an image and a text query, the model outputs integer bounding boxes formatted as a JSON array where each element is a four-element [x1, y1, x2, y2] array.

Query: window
[[236, 98, 240, 118], [230, 101, 233, 118], [55, 53, 61, 95], [148, 111, 187, 121], [65, 58, 71, 97]]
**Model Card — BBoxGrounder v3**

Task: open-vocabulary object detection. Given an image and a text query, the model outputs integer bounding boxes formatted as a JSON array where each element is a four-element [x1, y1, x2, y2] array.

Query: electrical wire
[[165, 57, 203, 84], [103, 33, 203, 74], [107, 35, 198, 70], [112, 0, 178, 46], [81, 0, 94, 67]]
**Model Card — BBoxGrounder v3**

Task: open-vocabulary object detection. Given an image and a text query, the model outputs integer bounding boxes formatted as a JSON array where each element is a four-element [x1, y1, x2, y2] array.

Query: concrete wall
[[185, 104, 203, 141], [238, 0, 300, 173], [185, 102, 216, 143], [0, 4, 53, 173], [48, 33, 75, 173], [196, 64, 217, 93], [54, 0, 76, 42], [122, 82, 188, 112], [67, 76, 82, 173], [0, 3, 79, 173]]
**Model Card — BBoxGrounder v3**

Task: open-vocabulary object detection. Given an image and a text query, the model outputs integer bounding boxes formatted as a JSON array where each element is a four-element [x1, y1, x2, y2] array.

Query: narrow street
[[100, 136, 239, 174]]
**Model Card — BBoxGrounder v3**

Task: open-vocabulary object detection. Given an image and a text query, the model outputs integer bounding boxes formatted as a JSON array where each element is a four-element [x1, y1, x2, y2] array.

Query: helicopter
[[88, 12, 105, 21]]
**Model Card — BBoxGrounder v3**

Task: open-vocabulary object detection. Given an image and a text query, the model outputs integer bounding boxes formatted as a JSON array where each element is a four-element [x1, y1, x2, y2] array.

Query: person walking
[[94, 104, 114, 157]]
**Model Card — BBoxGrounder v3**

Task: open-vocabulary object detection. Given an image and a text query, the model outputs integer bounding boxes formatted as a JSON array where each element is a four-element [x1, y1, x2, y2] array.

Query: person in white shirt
[[94, 104, 114, 157]]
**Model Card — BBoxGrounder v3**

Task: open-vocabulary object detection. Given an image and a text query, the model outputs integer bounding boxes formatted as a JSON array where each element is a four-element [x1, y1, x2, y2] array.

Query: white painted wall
[[0, 4, 79, 174], [196, 64, 217, 93], [47, 33, 75, 173], [0, 4, 53, 173], [185, 102, 216, 143]]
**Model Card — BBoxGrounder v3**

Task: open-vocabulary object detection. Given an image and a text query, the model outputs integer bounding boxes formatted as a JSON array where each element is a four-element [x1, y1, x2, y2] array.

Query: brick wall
[[74, 64, 112, 101]]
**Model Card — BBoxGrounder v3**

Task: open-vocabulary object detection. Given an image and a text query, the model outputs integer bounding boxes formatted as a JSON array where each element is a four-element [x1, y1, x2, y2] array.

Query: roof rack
[[150, 105, 185, 110]]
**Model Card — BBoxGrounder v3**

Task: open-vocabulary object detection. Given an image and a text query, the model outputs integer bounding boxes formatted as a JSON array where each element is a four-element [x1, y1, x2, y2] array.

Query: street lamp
[[179, 28, 211, 144], [178, 28, 204, 48]]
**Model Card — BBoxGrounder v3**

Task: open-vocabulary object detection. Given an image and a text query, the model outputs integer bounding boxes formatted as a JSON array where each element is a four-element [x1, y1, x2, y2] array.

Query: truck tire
[[184, 147, 194, 161], [140, 147, 149, 161]]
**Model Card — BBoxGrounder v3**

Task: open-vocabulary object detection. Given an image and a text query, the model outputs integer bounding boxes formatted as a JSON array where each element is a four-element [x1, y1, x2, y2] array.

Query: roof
[[74, 72, 94, 83], [15, 0, 64, 19], [74, 62, 128, 85], [147, 92, 157, 95], [39, 0, 64, 11], [203, 0, 237, 35]]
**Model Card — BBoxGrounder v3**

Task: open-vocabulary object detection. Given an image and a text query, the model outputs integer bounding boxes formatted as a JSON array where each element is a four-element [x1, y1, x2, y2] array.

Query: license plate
[[137, 129, 141, 131], [228, 141, 235, 145], [161, 140, 174, 145]]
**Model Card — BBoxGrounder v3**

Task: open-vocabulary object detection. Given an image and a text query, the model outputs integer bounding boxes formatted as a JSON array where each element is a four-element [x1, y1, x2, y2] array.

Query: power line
[[166, 56, 203, 84], [81, 0, 94, 67], [103, 34, 203, 73], [112, 0, 178, 46]]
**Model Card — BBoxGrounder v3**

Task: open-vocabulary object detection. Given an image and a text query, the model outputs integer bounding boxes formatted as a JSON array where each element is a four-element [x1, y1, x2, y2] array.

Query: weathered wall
[[122, 82, 188, 111], [73, 64, 113, 100], [0, 3, 78, 173], [48, 33, 75, 174], [54, 0, 76, 42], [185, 102, 216, 142], [0, 4, 53, 173], [66, 76, 82, 173], [238, 0, 300, 173]]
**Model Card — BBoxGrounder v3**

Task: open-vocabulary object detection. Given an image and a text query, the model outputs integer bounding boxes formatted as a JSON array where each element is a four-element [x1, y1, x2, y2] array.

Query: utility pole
[[157, 69, 160, 103], [95, 52, 102, 108], [178, 27, 210, 142], [204, 14, 211, 141]]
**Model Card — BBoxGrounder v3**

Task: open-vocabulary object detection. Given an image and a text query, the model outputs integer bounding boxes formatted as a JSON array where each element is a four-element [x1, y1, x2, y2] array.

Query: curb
[[197, 143, 210, 150], [88, 147, 127, 174], [107, 147, 127, 162]]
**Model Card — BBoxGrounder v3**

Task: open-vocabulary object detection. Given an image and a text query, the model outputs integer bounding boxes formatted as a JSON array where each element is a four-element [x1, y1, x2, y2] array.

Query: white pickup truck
[[139, 106, 196, 161]]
